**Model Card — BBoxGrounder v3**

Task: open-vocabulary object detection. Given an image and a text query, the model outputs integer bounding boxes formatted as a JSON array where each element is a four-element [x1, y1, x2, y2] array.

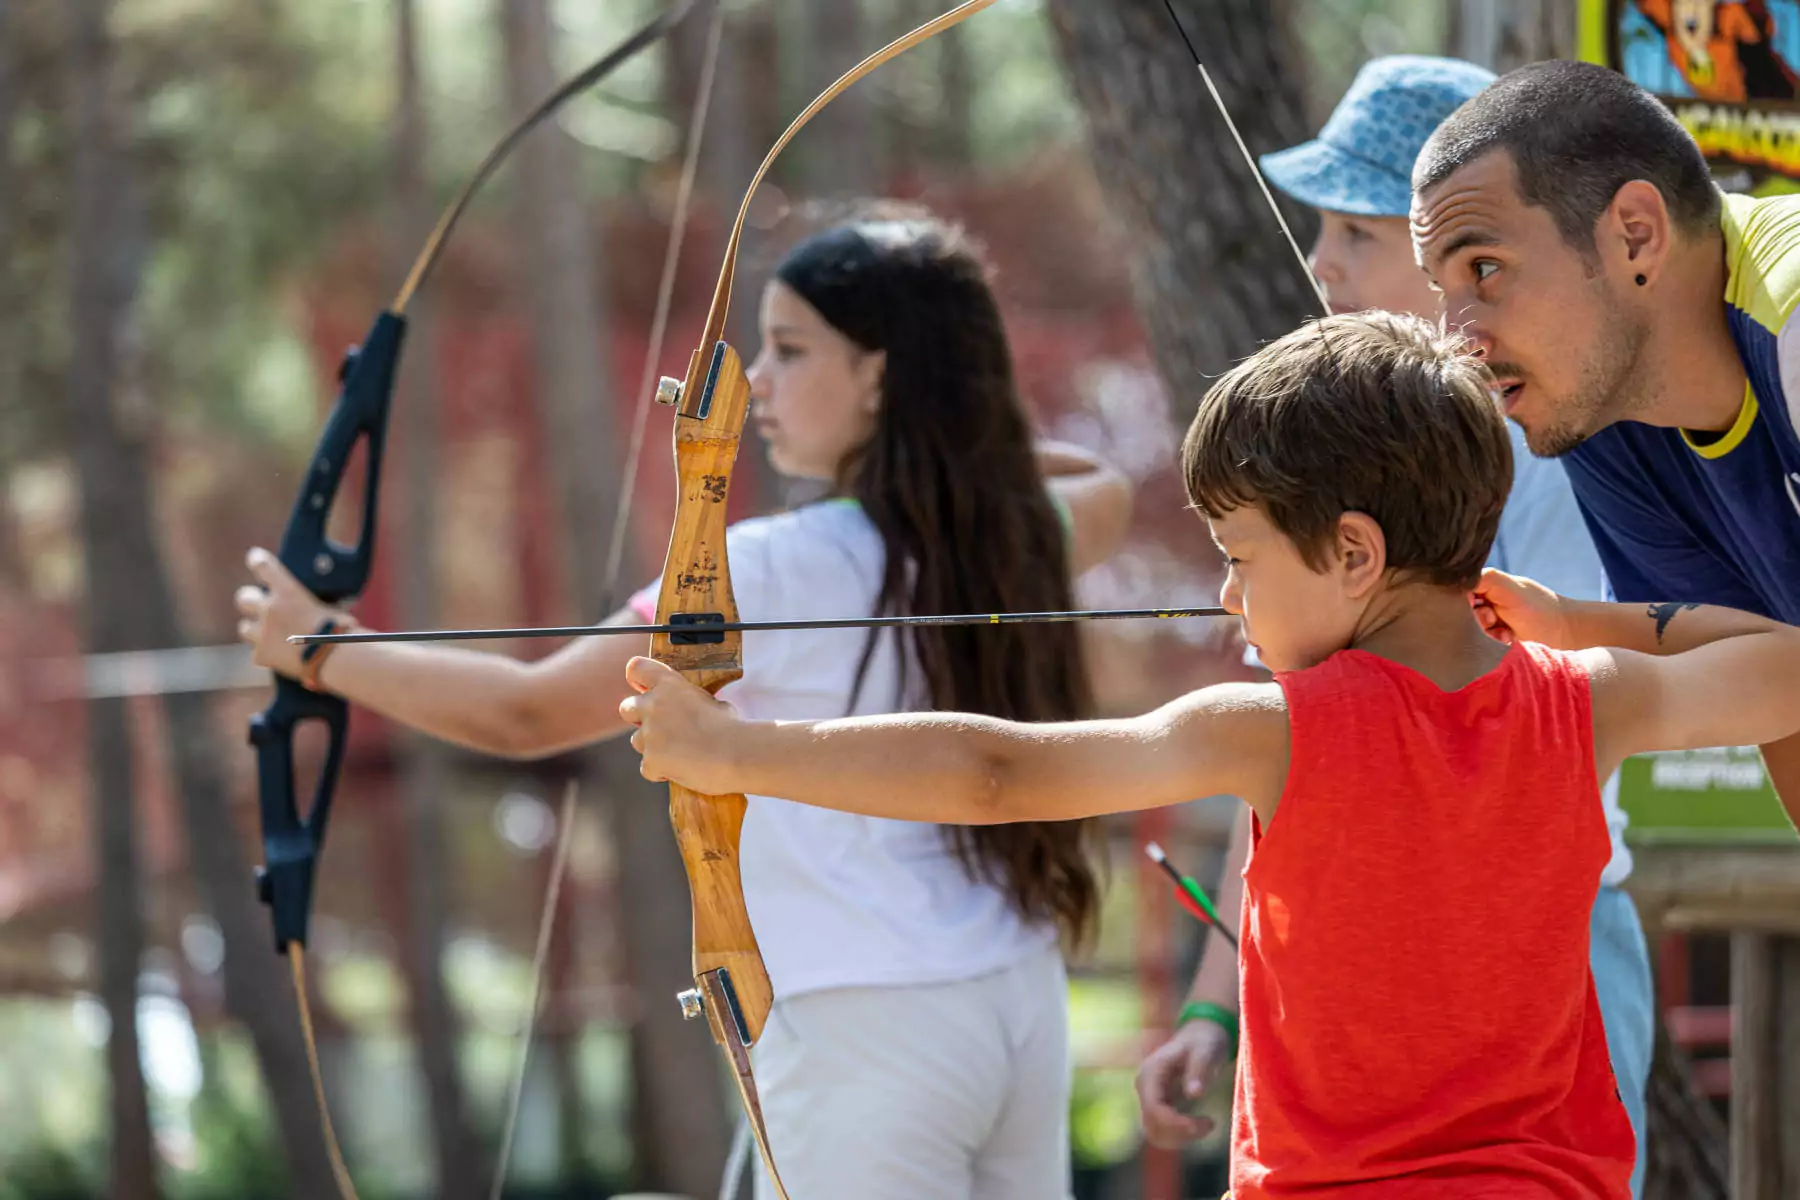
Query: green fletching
[[1180, 877, 1224, 927]]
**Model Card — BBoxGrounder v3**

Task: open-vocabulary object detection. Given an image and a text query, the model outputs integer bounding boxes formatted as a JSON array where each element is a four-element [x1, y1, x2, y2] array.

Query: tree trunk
[[65, 5, 163, 1195], [391, 3, 489, 1196], [63, 1, 345, 1194], [0, 0, 21, 486], [877, 0, 969, 184], [0, 0, 30, 594], [1452, 0, 1576, 73], [1044, 6, 1318, 1196], [1043, 0, 1319, 396], [803, 0, 876, 196], [499, 0, 621, 621], [933, 1, 973, 171], [499, 2, 735, 1192]]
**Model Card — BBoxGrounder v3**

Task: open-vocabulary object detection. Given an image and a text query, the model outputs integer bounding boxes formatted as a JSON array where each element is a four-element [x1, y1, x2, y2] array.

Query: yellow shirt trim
[[1681, 386, 1759, 459]]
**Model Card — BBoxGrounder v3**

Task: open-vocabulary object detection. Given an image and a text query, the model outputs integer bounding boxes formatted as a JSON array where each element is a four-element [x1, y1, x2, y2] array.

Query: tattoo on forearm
[[1647, 601, 1699, 644]]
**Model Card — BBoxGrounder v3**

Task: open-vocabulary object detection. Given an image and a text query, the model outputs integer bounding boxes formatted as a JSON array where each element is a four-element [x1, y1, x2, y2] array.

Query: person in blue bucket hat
[[1258, 54, 1500, 318], [1134, 55, 1655, 1200]]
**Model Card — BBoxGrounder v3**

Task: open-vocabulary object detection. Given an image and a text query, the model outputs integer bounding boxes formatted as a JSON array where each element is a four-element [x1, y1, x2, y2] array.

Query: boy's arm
[[621, 657, 1288, 826]]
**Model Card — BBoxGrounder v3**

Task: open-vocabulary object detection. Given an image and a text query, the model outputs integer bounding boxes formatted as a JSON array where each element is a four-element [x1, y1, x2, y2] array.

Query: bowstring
[[1161, 1, 1340, 368], [488, 11, 724, 1195], [487, 779, 580, 1200]]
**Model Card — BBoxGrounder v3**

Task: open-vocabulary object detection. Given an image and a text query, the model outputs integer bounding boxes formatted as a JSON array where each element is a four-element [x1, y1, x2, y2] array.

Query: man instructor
[[1412, 58, 1800, 823]]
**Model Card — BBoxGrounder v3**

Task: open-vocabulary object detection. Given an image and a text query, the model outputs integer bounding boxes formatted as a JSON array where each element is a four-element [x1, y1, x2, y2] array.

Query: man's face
[[1412, 149, 1648, 456]]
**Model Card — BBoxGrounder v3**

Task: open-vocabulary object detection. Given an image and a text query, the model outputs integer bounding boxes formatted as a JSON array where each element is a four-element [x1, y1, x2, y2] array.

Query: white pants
[[738, 944, 1073, 1200]]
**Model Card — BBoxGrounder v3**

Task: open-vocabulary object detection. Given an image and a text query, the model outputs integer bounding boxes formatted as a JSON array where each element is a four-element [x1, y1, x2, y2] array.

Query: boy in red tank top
[[620, 312, 1800, 1198]]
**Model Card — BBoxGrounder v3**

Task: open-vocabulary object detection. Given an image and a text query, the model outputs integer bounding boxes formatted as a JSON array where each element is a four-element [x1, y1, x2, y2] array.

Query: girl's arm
[[621, 656, 1289, 826], [1036, 439, 1133, 575], [237, 547, 638, 758]]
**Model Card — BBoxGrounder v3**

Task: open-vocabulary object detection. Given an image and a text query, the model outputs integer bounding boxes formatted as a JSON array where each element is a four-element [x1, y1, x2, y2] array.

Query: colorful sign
[[1579, 0, 1800, 191]]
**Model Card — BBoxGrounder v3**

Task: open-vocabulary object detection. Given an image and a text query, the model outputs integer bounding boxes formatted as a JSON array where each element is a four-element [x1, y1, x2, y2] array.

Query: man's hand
[[233, 548, 339, 678], [1470, 568, 1571, 648], [620, 656, 746, 794], [1135, 1018, 1234, 1148]]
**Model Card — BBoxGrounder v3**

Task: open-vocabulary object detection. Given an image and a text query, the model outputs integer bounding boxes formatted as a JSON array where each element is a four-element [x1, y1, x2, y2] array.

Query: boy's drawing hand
[[1470, 568, 1570, 648], [1136, 1019, 1232, 1146], [620, 656, 744, 794]]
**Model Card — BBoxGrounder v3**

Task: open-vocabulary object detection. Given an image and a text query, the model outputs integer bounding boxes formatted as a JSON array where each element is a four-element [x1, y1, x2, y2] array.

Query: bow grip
[[276, 310, 406, 604], [248, 674, 350, 952]]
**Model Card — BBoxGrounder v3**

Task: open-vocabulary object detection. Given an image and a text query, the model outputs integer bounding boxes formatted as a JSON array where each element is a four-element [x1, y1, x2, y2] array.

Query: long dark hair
[[774, 212, 1101, 949]]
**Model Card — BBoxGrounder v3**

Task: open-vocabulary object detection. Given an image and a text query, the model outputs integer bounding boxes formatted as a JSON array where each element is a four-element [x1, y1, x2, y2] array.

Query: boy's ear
[[1336, 511, 1387, 595]]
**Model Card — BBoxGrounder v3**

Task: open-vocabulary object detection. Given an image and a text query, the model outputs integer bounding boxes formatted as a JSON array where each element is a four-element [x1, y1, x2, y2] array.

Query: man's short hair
[[1414, 59, 1721, 251], [1182, 313, 1511, 591]]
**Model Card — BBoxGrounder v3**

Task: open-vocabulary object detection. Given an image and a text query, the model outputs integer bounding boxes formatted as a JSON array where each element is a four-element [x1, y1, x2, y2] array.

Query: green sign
[[1620, 747, 1795, 846]]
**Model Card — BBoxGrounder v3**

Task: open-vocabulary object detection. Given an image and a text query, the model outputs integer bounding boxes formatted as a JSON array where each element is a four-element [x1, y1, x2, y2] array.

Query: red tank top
[[1229, 641, 1635, 1198]]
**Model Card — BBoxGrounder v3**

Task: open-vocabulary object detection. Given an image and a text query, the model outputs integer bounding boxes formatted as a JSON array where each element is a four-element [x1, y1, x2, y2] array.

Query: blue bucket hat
[[1259, 55, 1496, 219]]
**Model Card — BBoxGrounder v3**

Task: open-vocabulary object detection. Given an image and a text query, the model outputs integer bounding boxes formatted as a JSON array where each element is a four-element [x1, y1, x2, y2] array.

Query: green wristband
[[1176, 1000, 1239, 1057]]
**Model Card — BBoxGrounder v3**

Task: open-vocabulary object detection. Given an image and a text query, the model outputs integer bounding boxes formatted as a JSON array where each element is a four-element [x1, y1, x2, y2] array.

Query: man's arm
[[622, 657, 1289, 827], [1585, 604, 1800, 826], [1476, 574, 1800, 828], [1757, 731, 1800, 831], [1557, 596, 1782, 655]]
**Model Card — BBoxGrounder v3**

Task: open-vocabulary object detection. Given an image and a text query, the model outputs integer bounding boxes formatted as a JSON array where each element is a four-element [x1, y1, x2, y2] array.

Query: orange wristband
[[299, 616, 357, 693]]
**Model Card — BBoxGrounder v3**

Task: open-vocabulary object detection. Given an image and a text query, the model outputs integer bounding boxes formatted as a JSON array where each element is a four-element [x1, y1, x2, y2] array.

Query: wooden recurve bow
[[642, 4, 1003, 1193]]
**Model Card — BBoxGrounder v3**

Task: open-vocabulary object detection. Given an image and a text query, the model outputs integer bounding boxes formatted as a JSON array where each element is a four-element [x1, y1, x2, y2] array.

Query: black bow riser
[[247, 309, 406, 952]]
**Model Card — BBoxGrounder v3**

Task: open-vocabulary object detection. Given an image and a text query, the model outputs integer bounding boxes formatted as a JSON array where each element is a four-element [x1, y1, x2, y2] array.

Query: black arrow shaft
[[290, 605, 1232, 646]]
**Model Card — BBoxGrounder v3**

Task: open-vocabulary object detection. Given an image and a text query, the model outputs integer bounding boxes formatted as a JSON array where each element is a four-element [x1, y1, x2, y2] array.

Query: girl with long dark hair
[[236, 211, 1132, 1199]]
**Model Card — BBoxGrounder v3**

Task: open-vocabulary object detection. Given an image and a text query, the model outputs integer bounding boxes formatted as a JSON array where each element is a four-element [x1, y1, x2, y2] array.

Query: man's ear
[[1336, 512, 1388, 596], [1605, 179, 1673, 288]]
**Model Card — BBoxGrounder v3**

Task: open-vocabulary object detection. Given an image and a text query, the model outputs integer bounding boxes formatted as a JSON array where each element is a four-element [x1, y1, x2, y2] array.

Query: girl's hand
[[620, 656, 747, 795], [1470, 568, 1572, 648], [233, 548, 339, 678]]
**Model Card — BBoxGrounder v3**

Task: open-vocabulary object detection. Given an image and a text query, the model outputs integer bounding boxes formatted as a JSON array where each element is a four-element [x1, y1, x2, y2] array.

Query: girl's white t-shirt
[[630, 499, 1058, 1000]]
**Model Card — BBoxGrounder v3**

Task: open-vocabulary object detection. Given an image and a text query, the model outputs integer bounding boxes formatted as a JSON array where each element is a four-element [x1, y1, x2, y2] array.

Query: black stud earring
[[1635, 274, 1647, 286]]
